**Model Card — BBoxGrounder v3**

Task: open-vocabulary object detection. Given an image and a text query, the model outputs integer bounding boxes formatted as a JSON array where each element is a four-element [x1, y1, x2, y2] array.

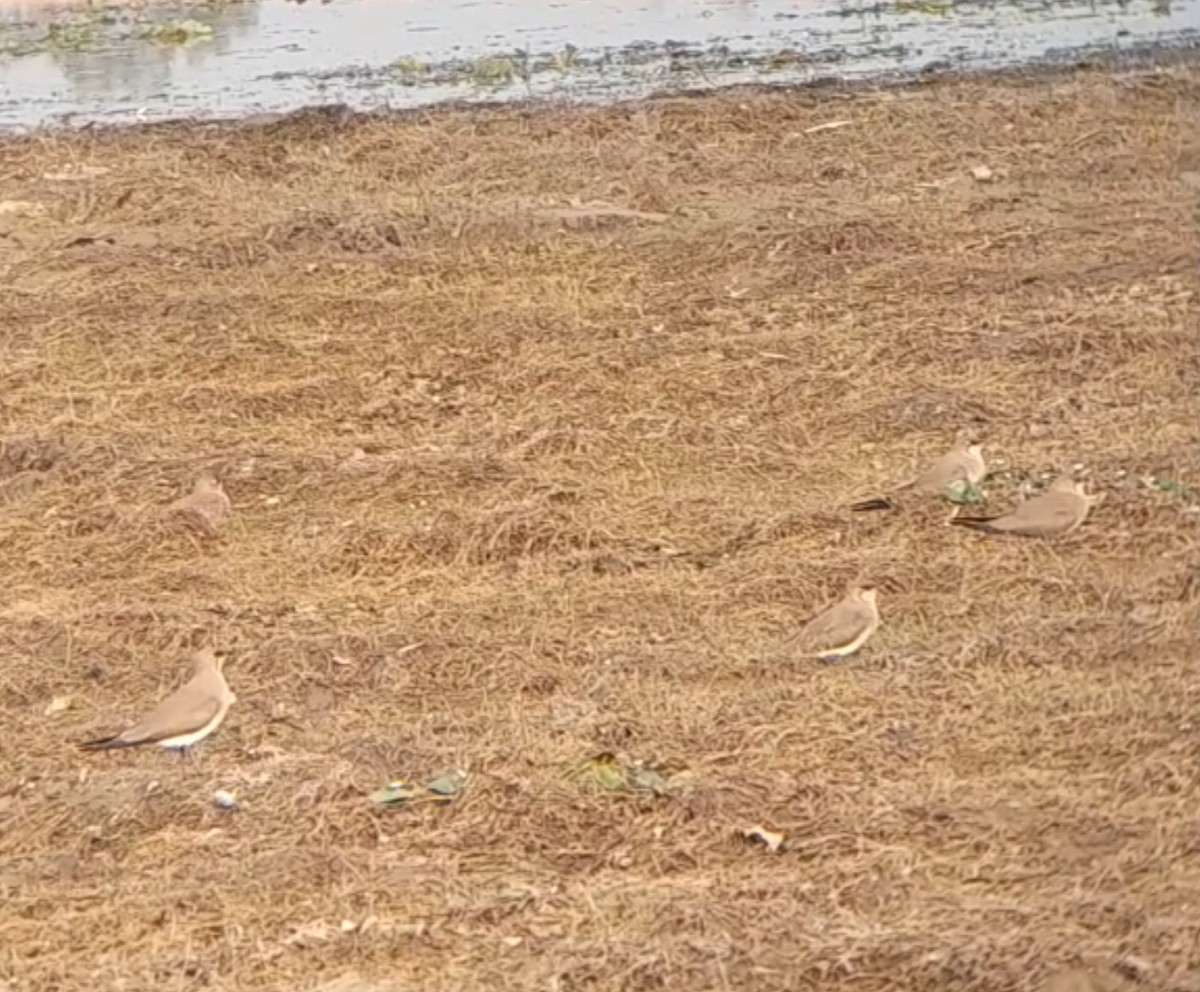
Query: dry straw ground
[[1, 62, 1198, 992]]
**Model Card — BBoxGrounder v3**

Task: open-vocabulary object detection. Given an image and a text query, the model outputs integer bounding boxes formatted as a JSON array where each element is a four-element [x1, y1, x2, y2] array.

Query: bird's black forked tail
[[849, 497, 895, 513], [948, 516, 999, 533], [78, 735, 136, 752]]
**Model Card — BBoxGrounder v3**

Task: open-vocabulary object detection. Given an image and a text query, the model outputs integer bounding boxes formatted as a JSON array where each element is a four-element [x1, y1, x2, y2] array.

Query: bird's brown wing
[[853, 450, 973, 511], [912, 453, 972, 494], [1006, 492, 1084, 534], [168, 493, 226, 536], [951, 493, 1082, 536], [849, 496, 896, 512], [102, 681, 222, 747], [948, 514, 1005, 533], [797, 602, 872, 653]]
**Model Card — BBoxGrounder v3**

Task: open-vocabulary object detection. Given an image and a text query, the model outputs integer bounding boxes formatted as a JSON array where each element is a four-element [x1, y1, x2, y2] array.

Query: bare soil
[[1, 63, 1198, 992]]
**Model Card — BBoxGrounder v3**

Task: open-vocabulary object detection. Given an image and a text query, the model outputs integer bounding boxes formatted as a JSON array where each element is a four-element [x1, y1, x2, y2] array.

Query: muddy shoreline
[[4, 42, 1198, 140]]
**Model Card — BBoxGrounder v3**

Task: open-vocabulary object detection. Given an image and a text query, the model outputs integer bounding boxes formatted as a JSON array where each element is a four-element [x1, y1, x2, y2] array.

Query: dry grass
[[1, 62, 1198, 992]]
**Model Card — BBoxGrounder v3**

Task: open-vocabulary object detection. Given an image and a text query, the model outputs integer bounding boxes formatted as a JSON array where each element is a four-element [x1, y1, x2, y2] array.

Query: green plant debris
[[472, 55, 516, 87], [582, 753, 682, 796], [144, 20, 215, 46], [553, 44, 578, 72], [895, 0, 954, 13], [944, 479, 986, 505], [43, 19, 100, 52], [390, 56, 428, 81], [585, 752, 627, 790], [371, 769, 468, 807], [629, 765, 671, 795], [1143, 475, 1198, 501]]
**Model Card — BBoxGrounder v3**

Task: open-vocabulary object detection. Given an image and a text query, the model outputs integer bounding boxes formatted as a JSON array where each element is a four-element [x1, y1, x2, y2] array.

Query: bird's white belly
[[157, 708, 228, 749], [818, 621, 878, 659]]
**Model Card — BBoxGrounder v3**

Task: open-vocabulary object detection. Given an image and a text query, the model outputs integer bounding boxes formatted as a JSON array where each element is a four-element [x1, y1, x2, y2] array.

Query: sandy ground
[[1, 62, 1198, 992]]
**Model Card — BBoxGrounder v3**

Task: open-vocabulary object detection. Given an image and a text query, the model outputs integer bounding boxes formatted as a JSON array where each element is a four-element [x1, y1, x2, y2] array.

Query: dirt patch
[[0, 64, 1197, 992]]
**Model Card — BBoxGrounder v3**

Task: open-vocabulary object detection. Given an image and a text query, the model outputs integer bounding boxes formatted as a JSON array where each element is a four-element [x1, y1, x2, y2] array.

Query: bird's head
[[1048, 474, 1083, 494], [851, 585, 879, 607], [954, 427, 983, 449], [194, 470, 224, 493], [195, 646, 230, 673]]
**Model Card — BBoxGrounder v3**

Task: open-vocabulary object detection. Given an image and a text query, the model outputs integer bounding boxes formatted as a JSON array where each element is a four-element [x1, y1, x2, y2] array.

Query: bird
[[851, 430, 986, 512], [79, 647, 236, 756], [789, 586, 881, 661], [166, 470, 232, 538], [949, 475, 1098, 538]]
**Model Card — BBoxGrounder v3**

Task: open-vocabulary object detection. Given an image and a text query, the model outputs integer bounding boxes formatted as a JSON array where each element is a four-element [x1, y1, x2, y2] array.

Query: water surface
[[0, 0, 1197, 129]]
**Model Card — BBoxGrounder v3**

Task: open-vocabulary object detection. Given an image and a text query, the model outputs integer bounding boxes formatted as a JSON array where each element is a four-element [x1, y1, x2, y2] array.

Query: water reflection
[[1, 1, 263, 120], [0, 0, 1197, 128], [50, 5, 258, 107]]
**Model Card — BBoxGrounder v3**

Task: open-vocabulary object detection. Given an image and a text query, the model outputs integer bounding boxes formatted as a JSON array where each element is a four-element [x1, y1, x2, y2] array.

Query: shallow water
[[0, 0, 1198, 129]]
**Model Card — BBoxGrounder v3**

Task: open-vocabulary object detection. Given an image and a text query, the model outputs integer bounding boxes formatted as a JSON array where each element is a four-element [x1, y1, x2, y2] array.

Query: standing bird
[[167, 470, 232, 538], [79, 647, 236, 756], [851, 430, 986, 512], [790, 586, 881, 661], [949, 475, 1098, 538]]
